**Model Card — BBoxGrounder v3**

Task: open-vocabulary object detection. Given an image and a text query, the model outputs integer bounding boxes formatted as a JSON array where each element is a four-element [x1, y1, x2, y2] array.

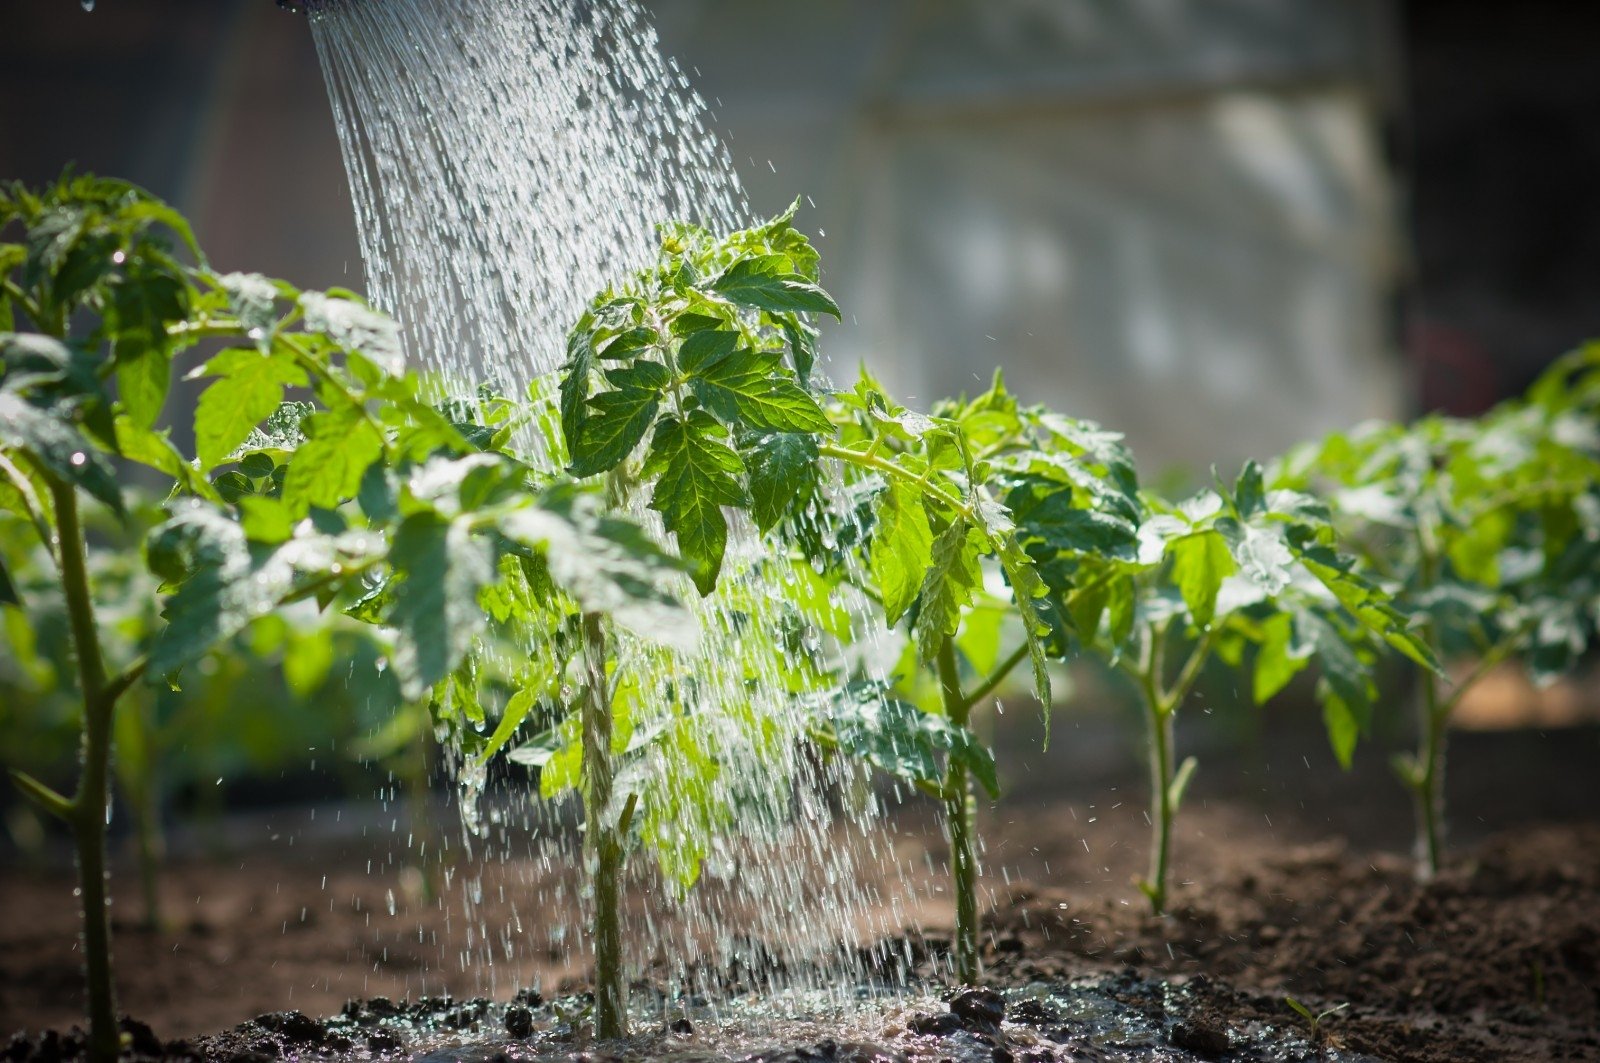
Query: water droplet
[[69, 452, 86, 467]]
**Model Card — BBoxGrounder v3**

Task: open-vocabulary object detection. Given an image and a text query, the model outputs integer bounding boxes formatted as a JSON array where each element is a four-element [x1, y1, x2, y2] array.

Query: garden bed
[[4, 722, 1597, 1063]]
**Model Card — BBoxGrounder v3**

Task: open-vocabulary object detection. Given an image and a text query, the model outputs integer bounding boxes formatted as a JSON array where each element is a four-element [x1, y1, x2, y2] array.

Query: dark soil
[[2, 720, 1597, 1061]]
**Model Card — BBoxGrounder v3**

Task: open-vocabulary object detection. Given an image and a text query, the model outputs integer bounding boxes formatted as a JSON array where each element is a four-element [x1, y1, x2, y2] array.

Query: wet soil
[[2, 721, 1597, 1061]]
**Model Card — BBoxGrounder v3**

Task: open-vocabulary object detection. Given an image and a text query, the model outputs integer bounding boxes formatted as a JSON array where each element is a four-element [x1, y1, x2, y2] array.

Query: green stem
[[937, 636, 980, 984], [1164, 627, 1219, 710], [958, 641, 1030, 715], [1410, 535, 1445, 881], [49, 478, 120, 1063], [1, 277, 44, 325], [275, 334, 390, 450], [1142, 696, 1175, 916], [580, 611, 627, 1038], [1131, 622, 1193, 917], [818, 441, 974, 519], [1412, 665, 1446, 881]]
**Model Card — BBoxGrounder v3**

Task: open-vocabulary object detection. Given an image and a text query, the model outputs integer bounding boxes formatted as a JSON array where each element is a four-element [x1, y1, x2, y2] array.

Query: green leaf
[[114, 343, 169, 430], [912, 519, 982, 665], [1299, 611, 1374, 768], [569, 385, 660, 477], [709, 255, 841, 317], [642, 413, 746, 594], [745, 431, 819, 532], [676, 328, 739, 373], [280, 404, 385, 514], [1169, 529, 1236, 628], [219, 272, 281, 348], [0, 554, 18, 607], [688, 347, 830, 433], [559, 327, 595, 454], [499, 485, 692, 649], [1233, 461, 1266, 519], [809, 683, 998, 798], [596, 326, 658, 361], [387, 513, 496, 700], [146, 504, 282, 677], [107, 269, 184, 427], [1296, 544, 1439, 673], [1447, 507, 1513, 587], [781, 316, 819, 382], [193, 348, 306, 471], [283, 628, 335, 697], [477, 686, 539, 766], [870, 478, 933, 624], [0, 392, 124, 516], [1319, 682, 1365, 770], [237, 495, 295, 543], [113, 415, 219, 501], [299, 290, 402, 376], [1253, 611, 1310, 703], [994, 530, 1054, 713]]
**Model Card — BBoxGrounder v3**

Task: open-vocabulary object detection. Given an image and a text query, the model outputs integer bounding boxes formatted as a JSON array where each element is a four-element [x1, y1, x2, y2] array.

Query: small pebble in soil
[[907, 1012, 963, 1037], [504, 1006, 534, 1039], [254, 1012, 326, 1044], [366, 1030, 403, 1054], [950, 988, 1006, 1029], [1169, 1019, 1230, 1057]]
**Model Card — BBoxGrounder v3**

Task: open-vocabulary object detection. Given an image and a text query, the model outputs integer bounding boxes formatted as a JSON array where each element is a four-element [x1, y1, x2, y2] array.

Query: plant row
[[2, 177, 1596, 1054]]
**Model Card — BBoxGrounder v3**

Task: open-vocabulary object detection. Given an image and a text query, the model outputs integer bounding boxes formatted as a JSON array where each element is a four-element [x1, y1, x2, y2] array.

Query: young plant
[[1, 492, 400, 928], [1005, 423, 1435, 914], [1272, 348, 1600, 878], [1, 176, 683, 1058], [543, 199, 843, 1035], [1285, 996, 1349, 1043], [795, 371, 1057, 985]]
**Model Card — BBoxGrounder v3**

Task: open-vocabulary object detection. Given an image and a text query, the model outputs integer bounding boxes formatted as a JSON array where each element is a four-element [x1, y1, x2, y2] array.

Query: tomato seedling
[[1272, 348, 1600, 878], [1, 176, 685, 1058]]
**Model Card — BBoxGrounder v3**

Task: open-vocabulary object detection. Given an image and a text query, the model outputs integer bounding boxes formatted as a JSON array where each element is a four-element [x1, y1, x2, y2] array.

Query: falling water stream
[[303, 0, 927, 1031]]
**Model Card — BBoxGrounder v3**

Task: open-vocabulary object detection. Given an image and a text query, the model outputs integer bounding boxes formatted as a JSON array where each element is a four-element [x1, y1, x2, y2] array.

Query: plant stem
[[580, 611, 627, 1039], [936, 636, 981, 984], [1411, 665, 1446, 881], [817, 442, 974, 519], [1143, 698, 1175, 916], [1147, 621, 1220, 914], [1410, 537, 1445, 882], [1407, 561, 1534, 883], [958, 641, 1030, 714], [50, 478, 120, 1063]]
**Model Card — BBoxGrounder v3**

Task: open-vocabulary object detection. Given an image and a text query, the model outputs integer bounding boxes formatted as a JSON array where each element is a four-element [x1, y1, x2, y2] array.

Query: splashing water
[[307, 0, 919, 1013]]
